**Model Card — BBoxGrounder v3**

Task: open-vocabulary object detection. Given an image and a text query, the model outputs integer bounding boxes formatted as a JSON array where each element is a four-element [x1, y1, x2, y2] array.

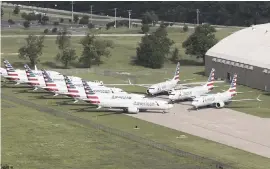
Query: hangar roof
[[206, 23, 270, 69]]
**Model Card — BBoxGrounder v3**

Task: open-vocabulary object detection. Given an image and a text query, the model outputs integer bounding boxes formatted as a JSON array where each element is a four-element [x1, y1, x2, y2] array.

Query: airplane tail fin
[[24, 64, 39, 85], [204, 68, 215, 90], [82, 79, 95, 95], [63, 75, 79, 93], [3, 60, 16, 74], [172, 62, 180, 81], [41, 69, 55, 85], [227, 74, 237, 96], [82, 79, 100, 104]]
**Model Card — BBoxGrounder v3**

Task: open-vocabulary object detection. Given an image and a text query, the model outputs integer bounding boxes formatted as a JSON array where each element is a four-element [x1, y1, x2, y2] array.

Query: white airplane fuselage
[[191, 91, 234, 109], [91, 98, 173, 113], [147, 80, 178, 95], [76, 88, 143, 101], [169, 85, 210, 101]]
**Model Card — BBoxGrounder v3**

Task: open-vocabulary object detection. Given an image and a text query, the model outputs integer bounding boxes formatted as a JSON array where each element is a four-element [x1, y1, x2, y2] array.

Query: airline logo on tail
[[82, 80, 100, 104], [64, 75, 79, 93], [24, 64, 39, 85], [228, 74, 237, 96], [173, 62, 180, 80], [3, 60, 19, 80], [42, 69, 57, 87], [206, 68, 215, 90]]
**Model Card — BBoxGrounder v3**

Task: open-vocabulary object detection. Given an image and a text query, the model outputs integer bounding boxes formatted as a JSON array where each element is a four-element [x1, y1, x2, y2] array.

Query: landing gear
[[123, 108, 128, 113]]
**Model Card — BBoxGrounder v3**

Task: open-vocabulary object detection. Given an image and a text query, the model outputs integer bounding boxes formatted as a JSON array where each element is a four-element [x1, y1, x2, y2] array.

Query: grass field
[[3, 95, 214, 169]]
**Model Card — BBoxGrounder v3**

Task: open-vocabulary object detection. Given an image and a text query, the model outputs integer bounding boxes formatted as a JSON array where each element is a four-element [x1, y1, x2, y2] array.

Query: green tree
[[41, 15, 49, 24], [88, 23, 95, 29], [183, 25, 188, 32], [141, 24, 149, 34], [182, 24, 218, 64], [136, 24, 174, 68], [8, 19, 15, 25], [56, 27, 71, 50], [54, 21, 59, 26], [79, 15, 89, 25], [142, 11, 158, 25], [56, 48, 77, 68], [55, 28, 77, 68], [21, 12, 27, 19], [79, 34, 113, 67], [170, 48, 180, 63], [23, 21, 30, 28], [60, 18, 64, 23], [13, 6, 20, 15], [73, 14, 79, 23], [18, 34, 45, 67]]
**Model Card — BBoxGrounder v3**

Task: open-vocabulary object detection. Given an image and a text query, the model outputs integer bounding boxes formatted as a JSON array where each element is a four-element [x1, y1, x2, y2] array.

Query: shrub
[[13, 6, 20, 14], [8, 19, 15, 25], [59, 18, 64, 23], [141, 24, 149, 34], [88, 23, 95, 29], [183, 25, 188, 32], [23, 21, 30, 28], [54, 21, 59, 26], [52, 27, 58, 33], [44, 28, 49, 34], [68, 19, 72, 23]]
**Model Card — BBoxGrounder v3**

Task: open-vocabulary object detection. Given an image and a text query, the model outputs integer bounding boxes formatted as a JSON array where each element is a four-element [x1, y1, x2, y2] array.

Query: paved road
[[128, 97, 270, 159], [1, 34, 145, 38]]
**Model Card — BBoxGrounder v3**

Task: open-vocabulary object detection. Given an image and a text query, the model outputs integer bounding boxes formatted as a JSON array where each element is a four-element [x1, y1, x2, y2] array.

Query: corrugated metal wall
[[205, 55, 270, 91]]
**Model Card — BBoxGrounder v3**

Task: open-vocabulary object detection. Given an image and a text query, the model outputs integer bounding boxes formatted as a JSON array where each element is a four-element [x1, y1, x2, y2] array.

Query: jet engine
[[215, 102, 225, 108], [128, 107, 139, 113]]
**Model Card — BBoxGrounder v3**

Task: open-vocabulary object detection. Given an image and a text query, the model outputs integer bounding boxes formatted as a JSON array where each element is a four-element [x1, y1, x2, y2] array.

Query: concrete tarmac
[[128, 99, 270, 158]]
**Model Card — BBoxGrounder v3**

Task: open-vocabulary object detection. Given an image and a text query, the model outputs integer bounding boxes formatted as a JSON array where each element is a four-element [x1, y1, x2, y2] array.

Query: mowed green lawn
[[2, 95, 212, 169]]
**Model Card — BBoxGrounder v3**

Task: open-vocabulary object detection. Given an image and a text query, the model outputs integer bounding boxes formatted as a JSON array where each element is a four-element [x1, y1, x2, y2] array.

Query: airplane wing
[[230, 94, 262, 102], [104, 79, 153, 88]]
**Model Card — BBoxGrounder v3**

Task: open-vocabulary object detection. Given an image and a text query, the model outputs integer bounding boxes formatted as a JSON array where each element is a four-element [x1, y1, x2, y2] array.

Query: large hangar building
[[205, 23, 270, 91]]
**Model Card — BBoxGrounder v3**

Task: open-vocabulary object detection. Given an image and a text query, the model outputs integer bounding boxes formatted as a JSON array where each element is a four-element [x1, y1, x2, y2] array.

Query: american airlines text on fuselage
[[133, 101, 157, 106], [112, 95, 132, 99]]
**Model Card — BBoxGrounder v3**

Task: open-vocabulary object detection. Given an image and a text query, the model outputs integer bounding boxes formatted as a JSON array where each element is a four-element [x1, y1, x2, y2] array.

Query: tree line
[[17, 23, 217, 69], [9, 1, 270, 26]]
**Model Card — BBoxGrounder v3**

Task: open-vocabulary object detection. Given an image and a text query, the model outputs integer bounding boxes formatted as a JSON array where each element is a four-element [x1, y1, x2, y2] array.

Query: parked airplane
[[41, 69, 71, 96], [169, 68, 216, 102], [3, 60, 28, 84], [82, 82, 173, 113], [191, 74, 262, 109], [2, 60, 60, 85], [0, 67, 8, 77]]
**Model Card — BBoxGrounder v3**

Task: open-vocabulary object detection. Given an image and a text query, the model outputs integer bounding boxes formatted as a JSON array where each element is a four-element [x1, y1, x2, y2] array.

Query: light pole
[[114, 8, 117, 28], [71, 1, 74, 23], [196, 9, 200, 25], [128, 10, 132, 29], [90, 5, 93, 24]]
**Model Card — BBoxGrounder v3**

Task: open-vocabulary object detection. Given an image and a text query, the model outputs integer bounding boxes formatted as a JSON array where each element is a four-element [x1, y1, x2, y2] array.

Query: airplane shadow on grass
[[70, 106, 166, 116], [33, 95, 72, 100]]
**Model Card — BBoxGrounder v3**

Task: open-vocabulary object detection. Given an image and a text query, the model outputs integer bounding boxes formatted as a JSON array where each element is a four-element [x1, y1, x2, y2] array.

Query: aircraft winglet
[[256, 94, 262, 102]]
